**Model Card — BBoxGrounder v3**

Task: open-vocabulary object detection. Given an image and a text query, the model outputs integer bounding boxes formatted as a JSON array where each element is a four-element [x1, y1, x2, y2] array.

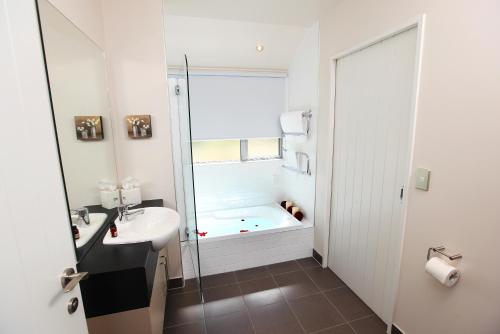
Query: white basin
[[102, 207, 180, 251], [74, 213, 108, 248]]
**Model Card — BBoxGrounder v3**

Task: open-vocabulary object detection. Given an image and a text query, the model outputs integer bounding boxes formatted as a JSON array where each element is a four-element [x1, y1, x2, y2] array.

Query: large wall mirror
[[38, 0, 118, 261]]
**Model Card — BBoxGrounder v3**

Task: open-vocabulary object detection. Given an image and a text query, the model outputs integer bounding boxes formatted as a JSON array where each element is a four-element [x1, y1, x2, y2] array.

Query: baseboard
[[391, 324, 404, 334], [167, 277, 184, 290], [312, 249, 323, 265]]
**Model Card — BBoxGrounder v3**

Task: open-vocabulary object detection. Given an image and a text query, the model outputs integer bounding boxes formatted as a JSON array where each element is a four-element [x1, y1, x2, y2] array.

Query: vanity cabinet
[[86, 246, 168, 334], [149, 248, 168, 334]]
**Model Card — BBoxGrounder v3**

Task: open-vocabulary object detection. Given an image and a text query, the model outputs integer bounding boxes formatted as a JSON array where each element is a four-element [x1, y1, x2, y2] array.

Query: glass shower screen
[[175, 55, 202, 292]]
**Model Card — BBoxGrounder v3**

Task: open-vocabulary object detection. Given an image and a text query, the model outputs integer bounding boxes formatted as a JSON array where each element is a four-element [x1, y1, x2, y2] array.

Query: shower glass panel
[[177, 55, 202, 292]]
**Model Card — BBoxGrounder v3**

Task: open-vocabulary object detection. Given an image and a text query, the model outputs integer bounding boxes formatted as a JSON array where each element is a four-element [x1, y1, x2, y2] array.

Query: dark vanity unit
[[78, 199, 168, 334]]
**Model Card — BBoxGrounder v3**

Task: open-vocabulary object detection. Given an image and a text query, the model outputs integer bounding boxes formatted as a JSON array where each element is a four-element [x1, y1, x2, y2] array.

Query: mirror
[[37, 0, 118, 261]]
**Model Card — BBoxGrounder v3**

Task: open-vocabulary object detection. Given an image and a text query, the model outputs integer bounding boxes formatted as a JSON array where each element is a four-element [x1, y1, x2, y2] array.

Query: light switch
[[415, 167, 430, 191]]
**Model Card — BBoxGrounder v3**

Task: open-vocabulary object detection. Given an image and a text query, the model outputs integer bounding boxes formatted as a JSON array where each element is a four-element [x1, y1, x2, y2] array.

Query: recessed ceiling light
[[256, 44, 264, 52]]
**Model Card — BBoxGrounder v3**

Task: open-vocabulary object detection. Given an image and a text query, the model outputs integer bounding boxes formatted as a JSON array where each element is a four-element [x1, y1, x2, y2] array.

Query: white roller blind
[[188, 74, 285, 140]]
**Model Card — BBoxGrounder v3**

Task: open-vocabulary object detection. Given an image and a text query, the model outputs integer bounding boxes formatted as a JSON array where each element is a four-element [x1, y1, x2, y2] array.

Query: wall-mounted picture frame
[[74, 116, 104, 141], [126, 115, 152, 139]]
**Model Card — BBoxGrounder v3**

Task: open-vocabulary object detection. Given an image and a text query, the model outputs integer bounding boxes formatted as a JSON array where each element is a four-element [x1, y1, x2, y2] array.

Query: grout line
[[234, 273, 257, 334], [296, 258, 322, 270], [348, 313, 376, 324], [269, 261, 308, 334], [301, 265, 357, 333], [308, 322, 351, 334], [200, 289, 208, 334]]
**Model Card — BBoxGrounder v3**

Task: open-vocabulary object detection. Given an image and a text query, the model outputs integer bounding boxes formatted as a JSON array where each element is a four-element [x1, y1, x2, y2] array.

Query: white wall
[[101, 0, 182, 278], [194, 160, 282, 213], [164, 0, 320, 27], [164, 15, 306, 69], [47, 0, 105, 48], [283, 22, 319, 226], [317, 0, 500, 332]]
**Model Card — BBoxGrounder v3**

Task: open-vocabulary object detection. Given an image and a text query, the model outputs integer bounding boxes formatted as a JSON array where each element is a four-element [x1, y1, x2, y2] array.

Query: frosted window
[[247, 138, 281, 160], [192, 140, 240, 163]]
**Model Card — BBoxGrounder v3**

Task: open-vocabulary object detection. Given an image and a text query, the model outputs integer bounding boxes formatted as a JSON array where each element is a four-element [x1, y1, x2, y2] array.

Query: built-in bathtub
[[181, 204, 314, 278]]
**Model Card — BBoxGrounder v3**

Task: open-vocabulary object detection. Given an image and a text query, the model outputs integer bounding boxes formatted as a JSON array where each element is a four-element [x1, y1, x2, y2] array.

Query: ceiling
[[164, 0, 320, 27], [164, 15, 308, 69]]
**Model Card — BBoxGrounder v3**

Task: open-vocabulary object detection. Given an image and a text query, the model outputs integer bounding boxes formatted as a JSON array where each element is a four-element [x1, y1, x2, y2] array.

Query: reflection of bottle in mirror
[[72, 225, 80, 240], [110, 222, 118, 238]]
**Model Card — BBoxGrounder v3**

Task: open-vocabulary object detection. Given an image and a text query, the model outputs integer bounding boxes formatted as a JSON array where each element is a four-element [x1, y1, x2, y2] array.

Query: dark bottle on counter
[[72, 225, 80, 240], [110, 222, 118, 238]]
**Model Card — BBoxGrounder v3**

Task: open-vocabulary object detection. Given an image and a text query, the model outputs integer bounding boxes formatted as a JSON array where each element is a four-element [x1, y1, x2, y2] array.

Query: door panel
[[328, 27, 417, 324], [0, 1, 88, 333]]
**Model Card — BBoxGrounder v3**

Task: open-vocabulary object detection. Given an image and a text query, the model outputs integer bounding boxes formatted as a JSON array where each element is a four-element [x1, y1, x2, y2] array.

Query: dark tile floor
[[164, 258, 387, 334]]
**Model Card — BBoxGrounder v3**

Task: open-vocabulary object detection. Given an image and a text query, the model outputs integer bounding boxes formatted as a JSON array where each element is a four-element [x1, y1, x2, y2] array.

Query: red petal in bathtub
[[197, 231, 208, 237], [240, 229, 249, 233]]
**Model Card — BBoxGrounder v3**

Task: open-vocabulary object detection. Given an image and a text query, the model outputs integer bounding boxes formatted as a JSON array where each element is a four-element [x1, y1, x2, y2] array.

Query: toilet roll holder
[[427, 246, 462, 261]]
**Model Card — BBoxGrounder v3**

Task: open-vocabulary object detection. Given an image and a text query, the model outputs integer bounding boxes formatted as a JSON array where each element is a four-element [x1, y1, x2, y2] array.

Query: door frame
[[322, 15, 426, 322], [0, 0, 88, 332]]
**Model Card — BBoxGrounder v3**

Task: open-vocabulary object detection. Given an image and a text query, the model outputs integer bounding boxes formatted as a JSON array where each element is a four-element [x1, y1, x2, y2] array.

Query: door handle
[[61, 268, 89, 293]]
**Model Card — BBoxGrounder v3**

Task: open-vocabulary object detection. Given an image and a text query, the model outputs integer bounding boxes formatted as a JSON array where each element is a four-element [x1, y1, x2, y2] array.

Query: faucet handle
[[117, 203, 137, 221], [70, 207, 90, 225]]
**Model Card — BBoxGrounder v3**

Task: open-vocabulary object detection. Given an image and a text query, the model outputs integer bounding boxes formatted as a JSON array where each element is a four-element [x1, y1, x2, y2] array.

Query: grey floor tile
[[203, 284, 246, 318], [315, 324, 355, 334], [324, 287, 373, 321], [248, 302, 301, 333], [297, 257, 321, 269], [350, 315, 387, 334], [164, 322, 205, 334], [304, 267, 345, 291], [254, 321, 303, 334], [168, 278, 200, 295], [267, 261, 302, 275], [274, 270, 319, 300], [205, 310, 254, 334], [240, 276, 284, 308], [235, 266, 271, 282], [289, 294, 345, 333], [202, 272, 237, 288], [165, 291, 204, 327]]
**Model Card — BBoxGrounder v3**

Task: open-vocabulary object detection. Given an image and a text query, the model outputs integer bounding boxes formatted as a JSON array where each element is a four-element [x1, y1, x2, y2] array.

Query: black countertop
[[77, 199, 163, 318]]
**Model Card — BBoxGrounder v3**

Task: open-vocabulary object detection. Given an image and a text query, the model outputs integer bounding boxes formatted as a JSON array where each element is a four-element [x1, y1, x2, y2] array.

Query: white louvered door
[[328, 27, 418, 325]]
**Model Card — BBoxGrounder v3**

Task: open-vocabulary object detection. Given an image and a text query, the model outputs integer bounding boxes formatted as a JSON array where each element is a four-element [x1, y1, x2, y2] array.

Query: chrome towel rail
[[281, 151, 311, 176]]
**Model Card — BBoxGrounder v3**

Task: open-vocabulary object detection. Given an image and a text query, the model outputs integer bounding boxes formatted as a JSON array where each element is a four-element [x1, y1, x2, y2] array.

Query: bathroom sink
[[75, 213, 108, 248], [102, 207, 180, 251]]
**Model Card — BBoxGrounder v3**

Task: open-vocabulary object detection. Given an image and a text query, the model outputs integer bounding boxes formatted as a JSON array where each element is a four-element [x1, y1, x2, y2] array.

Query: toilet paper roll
[[425, 257, 460, 287]]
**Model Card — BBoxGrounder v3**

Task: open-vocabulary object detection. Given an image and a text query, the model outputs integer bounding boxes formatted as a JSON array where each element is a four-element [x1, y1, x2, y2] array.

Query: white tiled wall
[[281, 23, 320, 226], [193, 160, 282, 212], [182, 226, 313, 279]]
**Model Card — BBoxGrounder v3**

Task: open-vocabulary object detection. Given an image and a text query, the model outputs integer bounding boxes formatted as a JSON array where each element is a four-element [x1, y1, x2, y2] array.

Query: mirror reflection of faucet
[[71, 207, 90, 226], [117, 203, 145, 222]]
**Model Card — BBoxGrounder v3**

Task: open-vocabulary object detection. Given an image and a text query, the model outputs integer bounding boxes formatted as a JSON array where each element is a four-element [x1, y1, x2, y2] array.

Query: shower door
[[176, 55, 202, 291]]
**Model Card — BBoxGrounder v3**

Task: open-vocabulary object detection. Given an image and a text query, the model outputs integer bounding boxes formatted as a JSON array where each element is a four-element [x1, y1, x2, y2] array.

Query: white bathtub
[[182, 204, 314, 278], [196, 204, 308, 242]]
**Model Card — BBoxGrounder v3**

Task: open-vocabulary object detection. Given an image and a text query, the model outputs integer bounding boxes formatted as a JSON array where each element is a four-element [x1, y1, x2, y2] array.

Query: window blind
[[187, 74, 286, 140]]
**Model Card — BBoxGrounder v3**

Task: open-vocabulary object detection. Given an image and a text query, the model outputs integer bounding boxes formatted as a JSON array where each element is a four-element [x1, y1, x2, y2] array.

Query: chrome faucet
[[71, 207, 90, 225], [117, 203, 145, 222]]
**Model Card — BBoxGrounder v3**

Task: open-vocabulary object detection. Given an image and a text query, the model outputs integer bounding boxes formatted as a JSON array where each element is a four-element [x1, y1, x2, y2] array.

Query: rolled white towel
[[280, 111, 306, 134]]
